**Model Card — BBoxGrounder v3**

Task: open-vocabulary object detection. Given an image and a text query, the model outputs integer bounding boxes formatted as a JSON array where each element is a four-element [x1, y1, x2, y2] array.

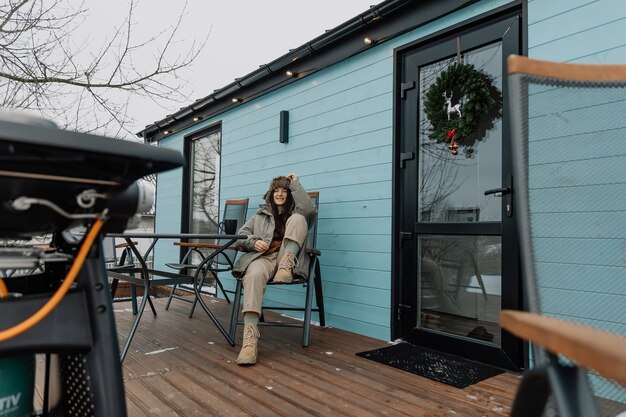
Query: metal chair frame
[[228, 191, 325, 347], [165, 198, 249, 317], [104, 236, 152, 316]]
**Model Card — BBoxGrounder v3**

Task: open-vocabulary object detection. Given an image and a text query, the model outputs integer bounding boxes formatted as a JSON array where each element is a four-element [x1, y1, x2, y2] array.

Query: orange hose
[[0, 276, 7, 298], [0, 218, 105, 342]]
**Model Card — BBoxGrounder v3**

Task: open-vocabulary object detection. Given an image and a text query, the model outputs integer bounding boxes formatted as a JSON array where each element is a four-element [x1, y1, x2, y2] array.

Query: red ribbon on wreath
[[446, 129, 459, 155]]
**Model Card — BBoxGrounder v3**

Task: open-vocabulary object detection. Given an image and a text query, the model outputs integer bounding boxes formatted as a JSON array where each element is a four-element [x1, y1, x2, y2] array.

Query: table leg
[[130, 283, 138, 315], [120, 278, 149, 362], [192, 239, 238, 346]]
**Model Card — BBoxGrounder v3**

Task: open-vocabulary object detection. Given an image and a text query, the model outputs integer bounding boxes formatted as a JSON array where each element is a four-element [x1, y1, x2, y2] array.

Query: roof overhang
[[137, 0, 477, 143]]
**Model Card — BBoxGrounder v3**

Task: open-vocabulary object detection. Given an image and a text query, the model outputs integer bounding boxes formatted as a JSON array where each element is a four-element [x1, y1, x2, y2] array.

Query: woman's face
[[273, 187, 288, 207]]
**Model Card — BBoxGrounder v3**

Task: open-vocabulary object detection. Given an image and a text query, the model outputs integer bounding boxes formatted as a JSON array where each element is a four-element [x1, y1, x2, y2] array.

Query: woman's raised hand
[[287, 172, 299, 182]]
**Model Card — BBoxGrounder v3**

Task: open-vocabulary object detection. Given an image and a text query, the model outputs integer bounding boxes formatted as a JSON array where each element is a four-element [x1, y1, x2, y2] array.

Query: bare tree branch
[[0, 0, 208, 137]]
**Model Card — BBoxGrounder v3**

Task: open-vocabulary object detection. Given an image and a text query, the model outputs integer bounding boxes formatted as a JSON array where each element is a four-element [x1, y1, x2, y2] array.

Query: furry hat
[[264, 176, 291, 204]]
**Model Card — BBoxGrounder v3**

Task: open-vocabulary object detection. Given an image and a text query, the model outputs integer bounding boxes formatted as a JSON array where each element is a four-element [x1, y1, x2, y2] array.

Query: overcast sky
[[83, 0, 375, 138]]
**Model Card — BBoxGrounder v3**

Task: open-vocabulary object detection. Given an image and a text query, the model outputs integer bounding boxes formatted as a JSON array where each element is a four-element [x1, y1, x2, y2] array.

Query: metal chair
[[228, 191, 325, 347], [165, 198, 249, 317], [104, 237, 152, 316], [503, 55, 626, 417], [105, 238, 133, 285]]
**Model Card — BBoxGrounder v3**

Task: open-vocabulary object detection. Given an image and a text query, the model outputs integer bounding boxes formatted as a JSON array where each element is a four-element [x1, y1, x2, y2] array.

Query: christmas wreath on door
[[423, 63, 502, 156]]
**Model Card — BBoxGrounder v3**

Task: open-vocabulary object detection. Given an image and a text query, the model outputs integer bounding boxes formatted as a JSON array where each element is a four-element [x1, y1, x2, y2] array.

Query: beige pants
[[241, 213, 308, 315]]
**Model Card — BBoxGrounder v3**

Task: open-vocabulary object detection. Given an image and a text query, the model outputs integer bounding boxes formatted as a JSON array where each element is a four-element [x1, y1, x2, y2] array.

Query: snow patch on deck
[[144, 347, 179, 355]]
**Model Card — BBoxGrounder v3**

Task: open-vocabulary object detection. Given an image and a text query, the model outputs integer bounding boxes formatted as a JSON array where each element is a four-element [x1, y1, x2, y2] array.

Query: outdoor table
[[106, 232, 246, 361]]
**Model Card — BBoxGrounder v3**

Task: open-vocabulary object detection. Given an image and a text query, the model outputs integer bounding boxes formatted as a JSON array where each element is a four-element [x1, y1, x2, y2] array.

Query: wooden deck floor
[[61, 295, 522, 416]]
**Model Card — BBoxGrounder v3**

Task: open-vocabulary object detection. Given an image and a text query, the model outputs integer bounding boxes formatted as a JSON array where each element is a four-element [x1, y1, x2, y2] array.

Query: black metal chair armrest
[[165, 262, 196, 271]]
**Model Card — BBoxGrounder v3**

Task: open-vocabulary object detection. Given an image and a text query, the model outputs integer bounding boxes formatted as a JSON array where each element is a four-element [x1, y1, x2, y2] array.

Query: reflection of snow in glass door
[[417, 41, 503, 346]]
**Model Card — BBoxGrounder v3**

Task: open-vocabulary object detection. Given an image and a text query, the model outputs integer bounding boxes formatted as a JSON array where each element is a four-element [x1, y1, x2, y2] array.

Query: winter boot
[[273, 252, 297, 283], [236, 322, 260, 365]]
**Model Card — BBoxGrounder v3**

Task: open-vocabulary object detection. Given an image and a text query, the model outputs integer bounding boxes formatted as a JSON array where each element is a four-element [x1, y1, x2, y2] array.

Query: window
[[186, 125, 221, 237]]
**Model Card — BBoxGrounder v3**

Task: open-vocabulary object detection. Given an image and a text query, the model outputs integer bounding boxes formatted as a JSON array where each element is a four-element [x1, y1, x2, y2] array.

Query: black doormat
[[356, 342, 504, 388]]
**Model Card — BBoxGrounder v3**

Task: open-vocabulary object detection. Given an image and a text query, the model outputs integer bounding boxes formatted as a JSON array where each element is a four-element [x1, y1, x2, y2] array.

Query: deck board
[[38, 295, 520, 416]]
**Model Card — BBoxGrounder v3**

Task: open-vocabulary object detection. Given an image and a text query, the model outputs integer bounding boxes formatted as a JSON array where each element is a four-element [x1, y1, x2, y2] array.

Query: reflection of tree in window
[[418, 143, 462, 221], [418, 58, 462, 221], [191, 132, 221, 236], [416, 42, 504, 223]]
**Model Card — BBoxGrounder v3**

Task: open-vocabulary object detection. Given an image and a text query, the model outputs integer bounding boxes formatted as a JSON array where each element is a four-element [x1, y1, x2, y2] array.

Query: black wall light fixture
[[279, 110, 289, 143]]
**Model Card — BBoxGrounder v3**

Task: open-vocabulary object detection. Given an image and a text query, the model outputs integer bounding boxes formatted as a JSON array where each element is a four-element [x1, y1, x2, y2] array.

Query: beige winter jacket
[[232, 179, 317, 278]]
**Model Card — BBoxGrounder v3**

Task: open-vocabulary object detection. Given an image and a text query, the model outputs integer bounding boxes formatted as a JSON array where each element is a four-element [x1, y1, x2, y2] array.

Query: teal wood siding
[[153, 137, 184, 271], [528, 0, 626, 63], [527, 1, 626, 331], [153, 0, 513, 340], [219, 47, 395, 339]]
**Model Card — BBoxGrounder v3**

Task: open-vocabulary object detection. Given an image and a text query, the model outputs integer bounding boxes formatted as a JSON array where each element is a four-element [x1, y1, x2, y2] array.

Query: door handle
[[484, 187, 511, 196], [484, 175, 513, 217]]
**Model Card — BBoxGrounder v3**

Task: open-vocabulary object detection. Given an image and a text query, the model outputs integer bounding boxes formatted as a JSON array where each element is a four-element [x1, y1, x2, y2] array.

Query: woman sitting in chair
[[232, 173, 316, 365]]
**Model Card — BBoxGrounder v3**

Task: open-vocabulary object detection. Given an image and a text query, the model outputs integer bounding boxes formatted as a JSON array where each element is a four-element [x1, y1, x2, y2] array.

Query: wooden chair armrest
[[500, 310, 626, 385], [173, 242, 245, 251], [115, 241, 138, 249], [173, 242, 201, 248], [174, 242, 319, 255]]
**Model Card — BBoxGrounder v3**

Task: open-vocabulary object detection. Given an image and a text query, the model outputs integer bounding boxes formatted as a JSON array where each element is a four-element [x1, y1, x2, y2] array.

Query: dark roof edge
[[138, 0, 477, 142], [137, 0, 412, 141]]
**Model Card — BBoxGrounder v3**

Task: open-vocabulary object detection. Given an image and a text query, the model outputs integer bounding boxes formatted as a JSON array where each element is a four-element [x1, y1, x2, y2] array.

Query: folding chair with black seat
[[165, 198, 249, 318], [228, 191, 325, 347], [503, 55, 626, 417]]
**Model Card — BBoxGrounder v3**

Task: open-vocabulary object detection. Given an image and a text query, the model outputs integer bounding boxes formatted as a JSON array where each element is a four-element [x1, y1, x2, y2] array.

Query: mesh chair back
[[509, 55, 626, 413], [306, 192, 319, 250], [215, 198, 249, 266]]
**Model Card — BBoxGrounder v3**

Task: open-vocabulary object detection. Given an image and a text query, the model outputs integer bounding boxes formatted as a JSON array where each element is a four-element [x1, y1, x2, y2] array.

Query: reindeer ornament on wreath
[[423, 63, 502, 156], [444, 91, 462, 120]]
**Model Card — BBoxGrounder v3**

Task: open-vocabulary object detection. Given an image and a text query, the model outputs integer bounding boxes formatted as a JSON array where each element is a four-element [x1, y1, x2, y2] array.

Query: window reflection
[[189, 130, 221, 261], [417, 42, 503, 223], [419, 234, 502, 345]]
